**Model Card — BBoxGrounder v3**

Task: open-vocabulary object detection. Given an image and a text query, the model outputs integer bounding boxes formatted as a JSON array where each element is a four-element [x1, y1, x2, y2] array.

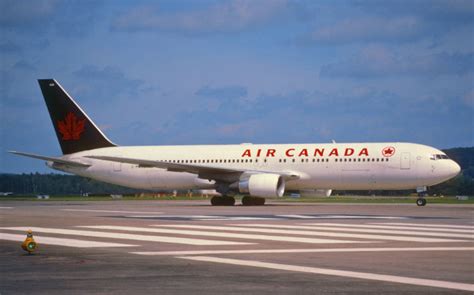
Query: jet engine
[[237, 173, 285, 198]]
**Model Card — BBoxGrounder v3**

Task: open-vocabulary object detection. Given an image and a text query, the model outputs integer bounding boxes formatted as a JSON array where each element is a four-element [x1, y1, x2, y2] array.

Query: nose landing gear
[[416, 186, 427, 206], [416, 198, 427, 206]]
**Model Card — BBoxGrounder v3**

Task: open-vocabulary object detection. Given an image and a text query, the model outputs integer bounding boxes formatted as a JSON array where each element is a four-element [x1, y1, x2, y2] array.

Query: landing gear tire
[[241, 196, 266, 206], [416, 198, 427, 206], [211, 196, 235, 206]]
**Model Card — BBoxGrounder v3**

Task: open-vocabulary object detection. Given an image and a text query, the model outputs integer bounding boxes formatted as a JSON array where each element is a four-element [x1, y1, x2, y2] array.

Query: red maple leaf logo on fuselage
[[382, 146, 395, 157], [57, 112, 85, 140]]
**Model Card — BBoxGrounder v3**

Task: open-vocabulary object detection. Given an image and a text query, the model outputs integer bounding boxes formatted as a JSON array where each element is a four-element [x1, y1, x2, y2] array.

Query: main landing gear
[[210, 196, 266, 206], [210, 196, 235, 206], [241, 196, 265, 206]]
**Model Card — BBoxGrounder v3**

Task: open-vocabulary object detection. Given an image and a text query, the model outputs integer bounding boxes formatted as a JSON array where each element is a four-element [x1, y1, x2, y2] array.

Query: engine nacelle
[[238, 174, 285, 198]]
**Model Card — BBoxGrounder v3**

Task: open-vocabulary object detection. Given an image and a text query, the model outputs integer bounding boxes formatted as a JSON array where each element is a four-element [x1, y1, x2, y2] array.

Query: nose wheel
[[416, 198, 427, 206], [416, 186, 427, 206]]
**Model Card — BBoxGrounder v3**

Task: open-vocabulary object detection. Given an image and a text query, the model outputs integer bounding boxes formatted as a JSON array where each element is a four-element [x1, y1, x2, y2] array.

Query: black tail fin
[[38, 79, 116, 154]]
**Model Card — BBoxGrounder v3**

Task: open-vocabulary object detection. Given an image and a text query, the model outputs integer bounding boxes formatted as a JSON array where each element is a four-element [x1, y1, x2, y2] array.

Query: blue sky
[[1, 0, 473, 173]]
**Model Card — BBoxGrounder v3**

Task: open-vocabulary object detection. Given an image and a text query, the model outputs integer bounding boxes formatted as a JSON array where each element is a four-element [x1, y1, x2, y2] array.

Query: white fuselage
[[49, 142, 460, 194]]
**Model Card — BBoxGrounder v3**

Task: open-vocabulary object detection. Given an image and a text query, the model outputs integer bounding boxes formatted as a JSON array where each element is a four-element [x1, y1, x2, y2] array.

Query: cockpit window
[[431, 154, 449, 160]]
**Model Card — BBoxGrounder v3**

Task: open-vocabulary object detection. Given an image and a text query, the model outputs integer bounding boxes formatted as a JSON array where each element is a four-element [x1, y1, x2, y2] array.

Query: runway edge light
[[21, 229, 37, 254]]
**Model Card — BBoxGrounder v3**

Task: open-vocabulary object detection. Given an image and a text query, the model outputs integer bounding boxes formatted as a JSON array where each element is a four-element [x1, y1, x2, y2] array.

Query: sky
[[0, 0, 473, 173]]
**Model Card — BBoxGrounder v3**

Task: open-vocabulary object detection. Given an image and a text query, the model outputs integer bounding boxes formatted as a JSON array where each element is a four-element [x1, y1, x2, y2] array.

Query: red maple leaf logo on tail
[[57, 112, 85, 140]]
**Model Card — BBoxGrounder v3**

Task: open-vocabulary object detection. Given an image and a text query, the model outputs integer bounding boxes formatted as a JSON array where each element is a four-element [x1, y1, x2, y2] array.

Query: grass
[[0, 195, 472, 204]]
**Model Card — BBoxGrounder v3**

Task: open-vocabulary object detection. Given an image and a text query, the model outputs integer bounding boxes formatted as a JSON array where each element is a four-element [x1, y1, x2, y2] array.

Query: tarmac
[[1, 199, 473, 294]]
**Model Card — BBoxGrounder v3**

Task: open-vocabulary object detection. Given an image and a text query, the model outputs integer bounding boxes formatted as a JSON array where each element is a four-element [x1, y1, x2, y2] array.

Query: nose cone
[[449, 160, 461, 178]]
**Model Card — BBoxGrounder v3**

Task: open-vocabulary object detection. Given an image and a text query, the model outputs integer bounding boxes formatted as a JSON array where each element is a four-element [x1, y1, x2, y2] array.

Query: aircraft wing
[[9, 151, 91, 168], [86, 155, 300, 183]]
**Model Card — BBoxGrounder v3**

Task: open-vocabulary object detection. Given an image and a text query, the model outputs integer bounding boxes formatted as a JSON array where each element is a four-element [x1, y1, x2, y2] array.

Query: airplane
[[10, 79, 461, 207]]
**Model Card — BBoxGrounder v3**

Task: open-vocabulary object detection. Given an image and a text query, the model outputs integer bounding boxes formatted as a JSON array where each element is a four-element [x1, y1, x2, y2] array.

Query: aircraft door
[[400, 152, 411, 170], [113, 162, 122, 172]]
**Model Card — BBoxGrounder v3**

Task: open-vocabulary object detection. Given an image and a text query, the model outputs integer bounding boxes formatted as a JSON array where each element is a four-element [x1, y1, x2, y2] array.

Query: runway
[[1, 200, 473, 294]]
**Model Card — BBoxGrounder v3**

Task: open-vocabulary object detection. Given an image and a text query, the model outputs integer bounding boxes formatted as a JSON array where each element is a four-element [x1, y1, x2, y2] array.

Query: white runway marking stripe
[[285, 215, 409, 219], [61, 209, 163, 214], [181, 256, 474, 292], [0, 227, 251, 246], [199, 217, 280, 221], [81, 225, 365, 244], [240, 224, 472, 243], [126, 216, 279, 220], [299, 224, 473, 239], [311, 223, 474, 234], [277, 215, 315, 219], [371, 222, 474, 229], [0, 207, 13, 209], [0, 232, 136, 248], [157, 224, 462, 243], [132, 246, 474, 256]]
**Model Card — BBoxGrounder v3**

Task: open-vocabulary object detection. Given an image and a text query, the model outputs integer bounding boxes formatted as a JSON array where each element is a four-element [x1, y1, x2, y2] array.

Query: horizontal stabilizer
[[9, 151, 90, 167]]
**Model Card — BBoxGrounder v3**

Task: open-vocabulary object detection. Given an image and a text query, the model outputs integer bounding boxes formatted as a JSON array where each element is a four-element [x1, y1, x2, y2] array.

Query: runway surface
[[1, 200, 473, 294]]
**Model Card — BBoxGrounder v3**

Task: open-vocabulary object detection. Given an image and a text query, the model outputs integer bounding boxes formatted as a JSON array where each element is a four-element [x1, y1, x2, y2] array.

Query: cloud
[[0, 0, 104, 37], [463, 89, 474, 107], [72, 65, 146, 100], [0, 41, 22, 54], [0, 60, 41, 108], [195, 85, 247, 99], [112, 0, 290, 34], [355, 0, 474, 25], [12, 60, 37, 71], [0, 0, 57, 27], [310, 17, 424, 44], [304, 1, 473, 45], [320, 46, 474, 78]]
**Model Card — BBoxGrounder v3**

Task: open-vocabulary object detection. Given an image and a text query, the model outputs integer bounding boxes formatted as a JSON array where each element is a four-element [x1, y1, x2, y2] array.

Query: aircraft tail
[[38, 79, 116, 155]]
